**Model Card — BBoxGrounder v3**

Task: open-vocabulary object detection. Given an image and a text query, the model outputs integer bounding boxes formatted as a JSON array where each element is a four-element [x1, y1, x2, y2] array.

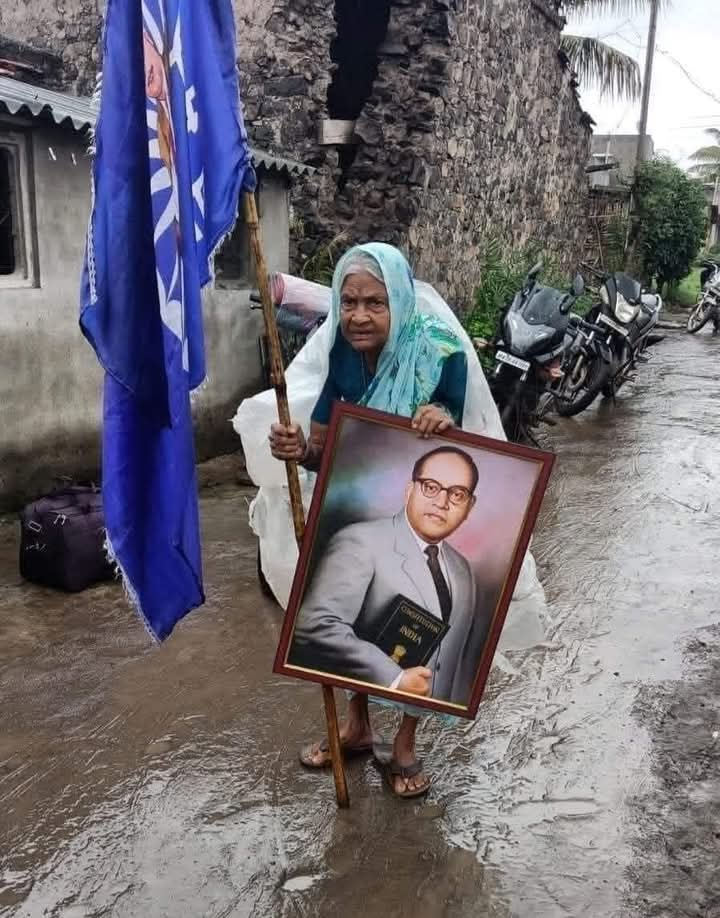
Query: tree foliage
[[564, 0, 668, 14], [688, 128, 720, 184], [633, 158, 707, 289], [560, 33, 641, 101], [561, 0, 671, 102]]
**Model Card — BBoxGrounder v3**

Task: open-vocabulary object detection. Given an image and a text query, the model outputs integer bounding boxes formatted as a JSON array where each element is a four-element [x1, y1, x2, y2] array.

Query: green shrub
[[463, 238, 532, 343], [633, 158, 708, 289], [300, 234, 348, 286], [668, 268, 702, 308]]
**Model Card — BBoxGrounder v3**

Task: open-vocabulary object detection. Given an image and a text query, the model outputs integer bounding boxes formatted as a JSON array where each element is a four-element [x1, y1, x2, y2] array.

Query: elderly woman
[[234, 243, 546, 798], [270, 247, 465, 466]]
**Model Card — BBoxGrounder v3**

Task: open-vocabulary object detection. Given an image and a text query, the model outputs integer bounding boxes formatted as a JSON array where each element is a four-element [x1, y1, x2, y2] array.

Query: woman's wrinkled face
[[339, 272, 391, 356]]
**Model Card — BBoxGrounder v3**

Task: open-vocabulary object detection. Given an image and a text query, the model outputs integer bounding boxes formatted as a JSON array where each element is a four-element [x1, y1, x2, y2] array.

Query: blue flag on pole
[[80, 0, 255, 641]]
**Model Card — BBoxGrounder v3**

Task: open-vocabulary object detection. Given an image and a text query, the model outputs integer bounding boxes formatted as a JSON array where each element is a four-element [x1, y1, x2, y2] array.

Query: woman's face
[[339, 271, 391, 356]]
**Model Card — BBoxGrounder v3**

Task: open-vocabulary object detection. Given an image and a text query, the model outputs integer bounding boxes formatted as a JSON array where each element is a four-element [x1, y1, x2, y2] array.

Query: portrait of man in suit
[[288, 445, 490, 706]]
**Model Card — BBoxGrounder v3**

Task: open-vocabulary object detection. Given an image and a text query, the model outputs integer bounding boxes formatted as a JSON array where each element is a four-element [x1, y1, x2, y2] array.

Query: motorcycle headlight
[[615, 293, 637, 323], [600, 286, 610, 306]]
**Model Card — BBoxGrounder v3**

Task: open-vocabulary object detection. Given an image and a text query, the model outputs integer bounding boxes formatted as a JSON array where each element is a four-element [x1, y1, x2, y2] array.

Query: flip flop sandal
[[380, 758, 431, 799], [372, 741, 431, 799], [298, 737, 375, 769]]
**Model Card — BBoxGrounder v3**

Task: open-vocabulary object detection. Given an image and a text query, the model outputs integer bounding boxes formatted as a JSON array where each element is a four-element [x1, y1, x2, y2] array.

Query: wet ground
[[1, 325, 718, 918]]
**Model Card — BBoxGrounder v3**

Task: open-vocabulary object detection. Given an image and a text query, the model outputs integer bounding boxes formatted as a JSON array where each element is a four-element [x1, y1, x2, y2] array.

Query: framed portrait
[[273, 403, 555, 719]]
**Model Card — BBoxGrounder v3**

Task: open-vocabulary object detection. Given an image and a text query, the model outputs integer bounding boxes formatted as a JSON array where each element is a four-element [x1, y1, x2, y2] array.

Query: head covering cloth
[[330, 243, 466, 418]]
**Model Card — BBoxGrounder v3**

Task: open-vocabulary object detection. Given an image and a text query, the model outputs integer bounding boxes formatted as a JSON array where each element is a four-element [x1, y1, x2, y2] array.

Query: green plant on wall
[[300, 234, 348, 286], [463, 238, 534, 343], [463, 238, 591, 346], [601, 214, 629, 273]]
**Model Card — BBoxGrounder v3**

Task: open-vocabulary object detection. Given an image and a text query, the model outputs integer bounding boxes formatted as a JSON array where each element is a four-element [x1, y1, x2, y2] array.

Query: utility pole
[[636, 0, 660, 166], [626, 0, 660, 268]]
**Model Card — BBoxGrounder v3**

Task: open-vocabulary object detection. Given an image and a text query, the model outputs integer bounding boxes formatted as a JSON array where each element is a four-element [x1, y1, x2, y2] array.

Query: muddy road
[[1, 327, 718, 918]]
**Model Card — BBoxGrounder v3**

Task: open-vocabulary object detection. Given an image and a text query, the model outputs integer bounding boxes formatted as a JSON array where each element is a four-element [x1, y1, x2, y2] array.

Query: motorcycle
[[555, 268, 663, 415], [483, 262, 586, 444], [686, 259, 720, 334]]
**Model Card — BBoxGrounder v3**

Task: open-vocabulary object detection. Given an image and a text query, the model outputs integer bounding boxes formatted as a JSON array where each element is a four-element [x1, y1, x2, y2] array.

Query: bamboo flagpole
[[243, 191, 350, 809]]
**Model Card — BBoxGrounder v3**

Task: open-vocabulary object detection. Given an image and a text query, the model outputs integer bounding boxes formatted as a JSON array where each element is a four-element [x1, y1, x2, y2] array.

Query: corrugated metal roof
[[0, 75, 314, 176], [249, 147, 314, 177], [0, 74, 99, 131]]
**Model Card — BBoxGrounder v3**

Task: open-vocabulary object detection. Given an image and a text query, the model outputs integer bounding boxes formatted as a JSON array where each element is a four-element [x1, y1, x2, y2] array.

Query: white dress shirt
[[388, 515, 453, 689]]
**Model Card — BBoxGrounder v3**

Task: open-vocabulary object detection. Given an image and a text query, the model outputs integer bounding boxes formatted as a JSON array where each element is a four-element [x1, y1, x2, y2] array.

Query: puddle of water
[[0, 331, 718, 917], [282, 874, 323, 893]]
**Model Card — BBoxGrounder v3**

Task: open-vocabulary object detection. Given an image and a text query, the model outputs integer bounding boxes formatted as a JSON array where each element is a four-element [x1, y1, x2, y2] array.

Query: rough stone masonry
[[2, 0, 593, 308], [239, 0, 593, 306]]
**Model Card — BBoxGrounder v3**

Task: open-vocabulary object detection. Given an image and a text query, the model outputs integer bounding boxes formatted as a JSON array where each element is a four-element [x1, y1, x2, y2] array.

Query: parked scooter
[[686, 259, 720, 334], [483, 262, 586, 443], [555, 268, 663, 415]]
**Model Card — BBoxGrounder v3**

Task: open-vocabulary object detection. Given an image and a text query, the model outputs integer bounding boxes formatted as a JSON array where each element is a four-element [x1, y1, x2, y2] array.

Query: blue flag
[[80, 0, 255, 641]]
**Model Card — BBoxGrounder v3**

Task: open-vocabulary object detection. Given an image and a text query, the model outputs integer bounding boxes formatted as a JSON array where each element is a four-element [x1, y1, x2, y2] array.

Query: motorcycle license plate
[[598, 313, 629, 336], [496, 350, 531, 373]]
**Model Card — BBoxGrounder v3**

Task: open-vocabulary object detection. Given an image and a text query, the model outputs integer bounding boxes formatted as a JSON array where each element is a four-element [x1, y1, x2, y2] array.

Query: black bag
[[19, 485, 115, 592]]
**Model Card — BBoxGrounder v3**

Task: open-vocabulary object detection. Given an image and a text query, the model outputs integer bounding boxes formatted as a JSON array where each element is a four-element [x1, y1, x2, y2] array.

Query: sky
[[567, 0, 720, 171]]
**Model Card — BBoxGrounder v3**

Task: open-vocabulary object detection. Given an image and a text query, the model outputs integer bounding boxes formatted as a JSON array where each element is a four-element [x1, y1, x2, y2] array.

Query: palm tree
[[560, 0, 666, 102], [689, 129, 720, 184]]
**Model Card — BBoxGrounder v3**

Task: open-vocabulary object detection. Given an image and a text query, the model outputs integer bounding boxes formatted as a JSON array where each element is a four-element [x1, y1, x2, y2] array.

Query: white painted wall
[[0, 117, 289, 507]]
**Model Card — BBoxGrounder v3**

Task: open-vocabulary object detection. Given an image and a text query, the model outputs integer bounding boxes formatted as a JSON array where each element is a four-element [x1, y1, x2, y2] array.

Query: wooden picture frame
[[273, 403, 555, 719]]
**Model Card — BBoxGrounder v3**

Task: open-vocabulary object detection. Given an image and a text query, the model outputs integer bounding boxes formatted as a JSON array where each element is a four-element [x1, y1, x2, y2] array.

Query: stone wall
[[242, 0, 593, 307], [0, 0, 269, 94], [235, 0, 275, 64], [409, 0, 593, 305], [2, 0, 593, 310], [0, 0, 101, 94]]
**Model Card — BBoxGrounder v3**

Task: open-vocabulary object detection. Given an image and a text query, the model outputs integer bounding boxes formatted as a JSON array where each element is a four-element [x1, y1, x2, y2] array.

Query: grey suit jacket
[[290, 513, 491, 706]]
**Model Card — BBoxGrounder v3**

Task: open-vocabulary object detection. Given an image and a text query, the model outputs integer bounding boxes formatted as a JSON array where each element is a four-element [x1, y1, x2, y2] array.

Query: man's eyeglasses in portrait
[[414, 477, 473, 506]]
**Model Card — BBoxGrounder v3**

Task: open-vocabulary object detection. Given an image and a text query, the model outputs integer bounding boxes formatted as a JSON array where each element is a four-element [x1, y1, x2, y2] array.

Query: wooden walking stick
[[243, 191, 350, 809]]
